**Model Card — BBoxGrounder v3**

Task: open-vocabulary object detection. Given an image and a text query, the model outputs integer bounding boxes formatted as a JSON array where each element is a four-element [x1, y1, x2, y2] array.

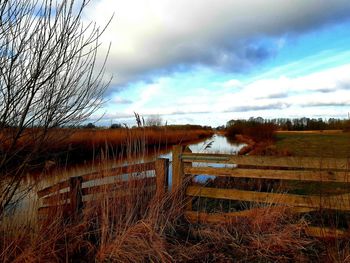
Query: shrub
[[226, 120, 277, 142], [110, 123, 122, 129]]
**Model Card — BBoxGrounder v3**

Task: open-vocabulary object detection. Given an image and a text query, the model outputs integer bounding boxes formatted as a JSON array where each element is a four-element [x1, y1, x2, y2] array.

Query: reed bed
[[0, 126, 213, 172], [68, 127, 212, 148]]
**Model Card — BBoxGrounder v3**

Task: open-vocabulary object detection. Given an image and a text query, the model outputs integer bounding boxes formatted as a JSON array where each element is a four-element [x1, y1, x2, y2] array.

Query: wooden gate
[[172, 145, 350, 238], [37, 158, 169, 219]]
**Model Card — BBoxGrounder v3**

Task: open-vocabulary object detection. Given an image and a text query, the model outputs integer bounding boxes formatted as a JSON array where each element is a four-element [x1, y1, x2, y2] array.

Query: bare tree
[[0, 0, 111, 217], [146, 115, 162, 127]]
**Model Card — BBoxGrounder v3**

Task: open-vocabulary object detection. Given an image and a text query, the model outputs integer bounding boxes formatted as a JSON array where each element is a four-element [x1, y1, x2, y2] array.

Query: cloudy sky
[[86, 0, 350, 127]]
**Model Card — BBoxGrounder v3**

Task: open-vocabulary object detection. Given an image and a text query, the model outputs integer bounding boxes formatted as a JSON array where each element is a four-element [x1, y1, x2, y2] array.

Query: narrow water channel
[[160, 134, 245, 185], [11, 134, 245, 218]]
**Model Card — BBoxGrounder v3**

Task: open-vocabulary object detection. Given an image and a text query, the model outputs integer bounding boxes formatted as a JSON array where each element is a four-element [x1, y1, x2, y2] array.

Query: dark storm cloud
[[90, 0, 350, 88]]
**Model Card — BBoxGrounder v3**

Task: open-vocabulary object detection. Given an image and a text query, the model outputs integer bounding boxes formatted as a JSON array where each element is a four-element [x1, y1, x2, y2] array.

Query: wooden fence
[[37, 145, 350, 237], [172, 145, 350, 238], [37, 158, 169, 219]]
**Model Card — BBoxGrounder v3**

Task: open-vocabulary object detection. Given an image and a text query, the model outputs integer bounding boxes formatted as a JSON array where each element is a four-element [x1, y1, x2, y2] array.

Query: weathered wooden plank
[[37, 180, 70, 198], [38, 204, 70, 215], [38, 161, 151, 198], [182, 154, 350, 170], [186, 186, 350, 211], [69, 176, 83, 217], [81, 177, 156, 196], [184, 166, 350, 183], [42, 191, 70, 206], [83, 186, 156, 204], [184, 147, 193, 211], [155, 158, 169, 197], [172, 145, 184, 193], [81, 162, 156, 182], [224, 206, 316, 216]]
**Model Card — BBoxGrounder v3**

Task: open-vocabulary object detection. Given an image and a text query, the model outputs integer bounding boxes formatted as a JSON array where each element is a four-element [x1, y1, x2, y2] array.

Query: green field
[[275, 131, 350, 158], [274, 131, 350, 195]]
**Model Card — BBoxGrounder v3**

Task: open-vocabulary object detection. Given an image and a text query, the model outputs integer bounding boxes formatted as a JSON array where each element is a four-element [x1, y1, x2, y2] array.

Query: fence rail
[[37, 145, 350, 238], [182, 153, 350, 169], [173, 145, 350, 238], [37, 159, 168, 218]]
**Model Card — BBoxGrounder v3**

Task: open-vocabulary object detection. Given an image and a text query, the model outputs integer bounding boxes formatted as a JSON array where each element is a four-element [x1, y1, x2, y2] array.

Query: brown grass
[[3, 175, 349, 262], [68, 127, 211, 147], [188, 206, 314, 262], [1, 126, 213, 172], [66, 127, 212, 160]]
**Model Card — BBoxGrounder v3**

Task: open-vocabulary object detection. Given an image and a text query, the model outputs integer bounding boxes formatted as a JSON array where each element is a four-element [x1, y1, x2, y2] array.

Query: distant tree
[[146, 115, 162, 126], [226, 118, 277, 141], [110, 123, 122, 129], [0, 0, 111, 217], [343, 114, 350, 132], [85, 123, 97, 129]]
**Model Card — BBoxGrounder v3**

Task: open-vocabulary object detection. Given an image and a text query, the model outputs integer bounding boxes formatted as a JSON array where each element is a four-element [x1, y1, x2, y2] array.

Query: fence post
[[172, 145, 184, 194], [155, 158, 169, 198], [69, 176, 83, 219], [183, 146, 193, 211]]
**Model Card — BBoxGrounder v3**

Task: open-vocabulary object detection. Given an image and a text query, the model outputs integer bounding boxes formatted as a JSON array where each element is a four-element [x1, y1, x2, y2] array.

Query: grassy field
[[275, 130, 350, 158], [272, 131, 350, 197]]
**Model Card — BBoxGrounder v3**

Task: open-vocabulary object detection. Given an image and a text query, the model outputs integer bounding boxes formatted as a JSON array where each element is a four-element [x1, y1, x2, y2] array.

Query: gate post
[[183, 146, 193, 210], [69, 176, 83, 219], [172, 145, 184, 194], [155, 158, 169, 198]]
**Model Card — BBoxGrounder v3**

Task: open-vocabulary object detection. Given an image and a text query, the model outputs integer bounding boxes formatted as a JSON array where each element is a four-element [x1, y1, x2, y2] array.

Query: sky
[[85, 0, 350, 127]]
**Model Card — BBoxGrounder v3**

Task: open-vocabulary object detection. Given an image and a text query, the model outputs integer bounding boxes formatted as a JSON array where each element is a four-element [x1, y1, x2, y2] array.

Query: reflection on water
[[160, 134, 245, 159], [190, 134, 245, 155], [160, 134, 246, 185]]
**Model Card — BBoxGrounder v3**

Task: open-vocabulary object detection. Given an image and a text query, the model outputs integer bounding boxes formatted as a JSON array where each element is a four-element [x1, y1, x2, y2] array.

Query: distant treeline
[[226, 117, 350, 131], [93, 123, 212, 130]]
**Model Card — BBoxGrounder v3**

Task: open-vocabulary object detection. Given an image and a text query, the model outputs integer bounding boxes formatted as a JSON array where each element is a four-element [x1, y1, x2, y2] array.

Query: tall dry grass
[[1, 126, 213, 172], [3, 176, 349, 262]]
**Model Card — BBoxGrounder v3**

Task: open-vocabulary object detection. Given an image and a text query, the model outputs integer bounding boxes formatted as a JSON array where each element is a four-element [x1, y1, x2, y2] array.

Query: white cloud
[[85, 0, 350, 87], [125, 83, 162, 113], [221, 79, 242, 89], [118, 64, 350, 124], [223, 64, 350, 113]]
